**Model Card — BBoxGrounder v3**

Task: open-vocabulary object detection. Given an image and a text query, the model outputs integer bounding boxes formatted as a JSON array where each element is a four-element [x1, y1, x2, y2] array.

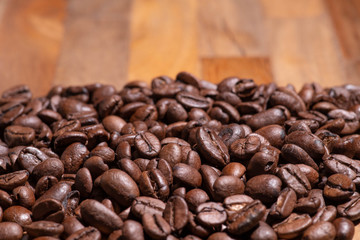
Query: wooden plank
[[0, 0, 66, 97], [128, 0, 199, 82], [202, 57, 273, 84], [261, 0, 324, 18], [197, 0, 265, 57], [325, 0, 360, 60], [53, 0, 131, 87], [262, 0, 348, 91]]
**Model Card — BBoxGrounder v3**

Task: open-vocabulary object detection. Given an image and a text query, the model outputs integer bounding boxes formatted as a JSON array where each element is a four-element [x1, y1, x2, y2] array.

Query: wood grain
[[202, 57, 273, 84], [262, 0, 348, 91], [198, 0, 266, 57], [53, 0, 131, 87], [128, 0, 199, 82], [0, 0, 65, 97]]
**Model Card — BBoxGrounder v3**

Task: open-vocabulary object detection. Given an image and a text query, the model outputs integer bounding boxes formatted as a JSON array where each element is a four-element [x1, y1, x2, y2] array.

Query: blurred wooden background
[[0, 0, 359, 97], [0, 0, 360, 237]]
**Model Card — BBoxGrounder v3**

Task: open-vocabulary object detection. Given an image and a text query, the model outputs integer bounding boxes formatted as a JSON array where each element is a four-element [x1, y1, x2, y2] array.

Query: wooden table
[[0, 0, 360, 237]]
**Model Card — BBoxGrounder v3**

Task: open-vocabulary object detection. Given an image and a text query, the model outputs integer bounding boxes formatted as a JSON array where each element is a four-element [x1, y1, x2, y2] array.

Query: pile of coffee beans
[[0, 72, 359, 240]]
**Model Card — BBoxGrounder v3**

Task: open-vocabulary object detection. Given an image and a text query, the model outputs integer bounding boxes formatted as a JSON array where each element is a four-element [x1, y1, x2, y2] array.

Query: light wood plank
[[128, 0, 199, 82], [261, 0, 324, 18], [263, 0, 348, 91], [53, 0, 131, 87], [198, 0, 265, 57], [0, 0, 65, 97], [202, 57, 273, 84]]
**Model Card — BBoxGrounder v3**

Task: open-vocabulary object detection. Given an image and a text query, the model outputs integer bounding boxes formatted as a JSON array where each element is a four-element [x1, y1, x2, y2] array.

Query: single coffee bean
[[66, 226, 101, 240], [163, 196, 189, 232], [196, 202, 227, 228], [24, 221, 64, 238], [134, 132, 161, 158], [80, 199, 123, 234], [185, 189, 210, 212], [100, 169, 140, 207], [139, 169, 169, 201], [13, 185, 35, 208], [173, 163, 202, 188], [142, 213, 171, 240], [272, 213, 312, 239], [312, 206, 337, 224], [337, 195, 360, 221], [0, 170, 29, 191], [227, 200, 266, 236], [281, 144, 319, 171], [332, 217, 355, 240], [196, 127, 230, 167], [301, 221, 336, 240], [18, 146, 48, 173], [245, 174, 282, 205], [4, 125, 35, 147], [277, 164, 311, 198], [269, 188, 297, 219], [324, 173, 355, 201], [60, 143, 89, 174], [0, 222, 23, 240], [213, 175, 245, 200], [250, 221, 277, 240], [131, 196, 166, 219]]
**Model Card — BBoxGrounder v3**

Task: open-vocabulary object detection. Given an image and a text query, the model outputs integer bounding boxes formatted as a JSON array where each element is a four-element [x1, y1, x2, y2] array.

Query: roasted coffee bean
[[73, 167, 93, 198], [134, 132, 161, 158], [13, 185, 35, 208], [66, 226, 101, 240], [285, 131, 325, 160], [196, 127, 229, 167], [100, 169, 139, 207], [163, 196, 188, 232], [60, 143, 89, 174], [4, 125, 35, 147], [0, 222, 23, 240], [142, 213, 171, 240], [0, 170, 29, 191], [185, 189, 210, 212], [80, 199, 123, 234], [277, 164, 311, 198], [17, 146, 48, 173], [337, 195, 360, 221], [176, 91, 210, 110], [139, 169, 169, 201], [121, 220, 145, 240], [227, 200, 266, 235], [333, 217, 355, 240], [24, 221, 64, 238], [208, 232, 236, 240], [246, 107, 290, 130], [281, 144, 319, 171], [269, 188, 297, 219], [272, 213, 312, 239], [245, 174, 282, 205], [324, 173, 355, 202], [3, 206, 32, 226], [32, 158, 64, 181], [247, 146, 279, 178], [312, 206, 337, 223], [302, 221, 336, 240], [173, 163, 202, 188], [213, 175, 245, 200], [131, 196, 166, 219], [196, 202, 227, 228]]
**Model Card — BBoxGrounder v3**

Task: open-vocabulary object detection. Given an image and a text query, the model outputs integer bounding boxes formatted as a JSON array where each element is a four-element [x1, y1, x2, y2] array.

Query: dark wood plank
[[0, 0, 66, 97], [202, 57, 273, 84], [53, 0, 132, 87]]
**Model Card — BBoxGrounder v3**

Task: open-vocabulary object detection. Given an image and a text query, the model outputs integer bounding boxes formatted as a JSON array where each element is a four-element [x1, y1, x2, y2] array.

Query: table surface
[[0, 0, 360, 237]]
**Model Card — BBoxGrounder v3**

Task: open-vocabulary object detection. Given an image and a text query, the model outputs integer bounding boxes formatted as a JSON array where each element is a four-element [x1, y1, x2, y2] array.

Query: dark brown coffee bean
[[230, 135, 261, 161], [255, 124, 286, 149], [273, 213, 312, 239], [324, 173, 355, 202], [121, 220, 144, 240], [246, 107, 290, 130], [185, 189, 209, 212], [277, 164, 311, 198], [269, 188, 297, 219], [250, 221, 277, 240], [333, 217, 355, 240], [285, 131, 325, 160], [245, 174, 282, 205], [73, 168, 93, 198], [4, 125, 35, 147], [80, 199, 123, 234], [187, 213, 211, 238], [100, 169, 140, 207], [66, 226, 101, 240], [13, 185, 35, 208], [35, 176, 58, 198], [134, 132, 161, 158], [60, 143, 89, 174], [3, 206, 32, 226], [131, 196, 166, 219], [208, 232, 236, 240], [176, 91, 210, 110], [0, 170, 29, 191], [83, 156, 108, 179], [227, 200, 266, 236], [142, 213, 171, 240], [173, 163, 202, 188], [90, 145, 115, 163], [139, 169, 169, 201], [32, 198, 65, 223], [281, 144, 319, 171], [24, 220, 64, 238], [163, 196, 188, 232], [247, 146, 279, 178], [196, 127, 229, 167], [196, 202, 227, 228], [302, 221, 336, 240], [18, 146, 48, 173], [213, 175, 244, 200], [312, 206, 337, 223], [337, 195, 360, 221], [0, 222, 23, 240], [32, 158, 64, 181]]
